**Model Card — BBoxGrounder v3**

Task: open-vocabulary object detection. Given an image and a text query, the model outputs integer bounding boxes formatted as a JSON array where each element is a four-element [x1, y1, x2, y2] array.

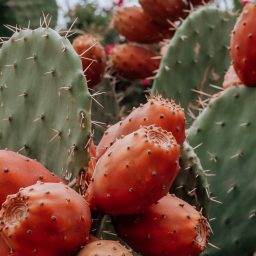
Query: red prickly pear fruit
[[96, 96, 185, 159], [0, 150, 62, 208], [86, 126, 180, 215], [0, 182, 91, 256], [77, 240, 132, 256], [0, 237, 21, 256], [230, 2, 256, 86], [0, 236, 10, 256], [139, 0, 188, 23], [109, 44, 160, 80], [222, 65, 241, 89], [112, 7, 174, 44], [113, 194, 210, 256], [72, 34, 106, 88]]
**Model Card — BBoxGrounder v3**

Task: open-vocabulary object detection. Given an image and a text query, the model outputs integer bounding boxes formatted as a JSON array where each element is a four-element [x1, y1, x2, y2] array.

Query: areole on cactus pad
[[0, 26, 91, 184]]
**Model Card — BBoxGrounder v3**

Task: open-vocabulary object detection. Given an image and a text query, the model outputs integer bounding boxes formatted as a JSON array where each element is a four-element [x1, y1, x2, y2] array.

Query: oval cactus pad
[[0, 27, 91, 183]]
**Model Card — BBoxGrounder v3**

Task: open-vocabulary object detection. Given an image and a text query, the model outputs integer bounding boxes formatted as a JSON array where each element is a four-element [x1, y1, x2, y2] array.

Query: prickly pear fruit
[[72, 34, 106, 88], [96, 96, 185, 159], [0, 237, 21, 256], [139, 0, 188, 23], [0, 150, 62, 208], [230, 2, 256, 86], [77, 240, 132, 256], [113, 194, 209, 256], [113, 7, 173, 44], [0, 182, 91, 256], [0, 236, 10, 256], [87, 126, 180, 215], [109, 44, 160, 80], [223, 65, 241, 89]]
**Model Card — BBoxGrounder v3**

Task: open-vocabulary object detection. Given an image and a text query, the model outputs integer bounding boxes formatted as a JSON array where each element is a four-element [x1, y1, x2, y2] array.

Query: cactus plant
[[0, 182, 91, 255], [0, 26, 91, 184], [188, 86, 256, 255], [91, 78, 121, 144], [152, 7, 236, 124], [87, 126, 180, 215], [172, 142, 210, 216]]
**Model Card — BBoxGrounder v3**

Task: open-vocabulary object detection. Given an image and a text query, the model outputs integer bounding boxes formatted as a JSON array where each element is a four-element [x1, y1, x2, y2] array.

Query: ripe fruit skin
[[0, 182, 91, 256], [77, 240, 132, 256], [87, 126, 180, 215], [96, 96, 185, 159], [222, 65, 241, 89], [72, 34, 106, 88], [0, 150, 62, 208], [139, 0, 188, 23], [0, 237, 21, 256], [113, 7, 173, 44], [109, 44, 160, 80], [0, 236, 10, 256], [113, 194, 209, 256], [230, 3, 256, 86]]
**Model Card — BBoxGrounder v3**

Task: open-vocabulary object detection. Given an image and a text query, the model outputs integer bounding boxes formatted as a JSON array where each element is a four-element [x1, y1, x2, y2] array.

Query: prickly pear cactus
[[152, 7, 236, 124], [91, 78, 121, 143], [0, 0, 58, 37], [188, 86, 256, 255], [0, 26, 91, 184], [171, 141, 210, 216]]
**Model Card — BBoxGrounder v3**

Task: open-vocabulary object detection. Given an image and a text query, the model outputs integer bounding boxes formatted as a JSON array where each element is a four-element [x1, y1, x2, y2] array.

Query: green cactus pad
[[171, 141, 210, 216], [152, 7, 236, 124], [187, 86, 256, 255], [0, 0, 58, 37], [0, 27, 91, 183], [91, 78, 121, 143]]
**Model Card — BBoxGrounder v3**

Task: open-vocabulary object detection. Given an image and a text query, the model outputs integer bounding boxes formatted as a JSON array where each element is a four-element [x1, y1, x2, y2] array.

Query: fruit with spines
[[72, 34, 106, 88], [77, 240, 132, 256], [230, 2, 256, 86], [87, 126, 180, 215], [0, 150, 62, 208], [109, 44, 160, 80], [112, 6, 173, 44], [113, 194, 209, 256], [152, 7, 236, 124], [187, 86, 256, 255], [0, 182, 91, 256], [139, 0, 188, 23], [96, 95, 185, 159], [0, 27, 91, 183]]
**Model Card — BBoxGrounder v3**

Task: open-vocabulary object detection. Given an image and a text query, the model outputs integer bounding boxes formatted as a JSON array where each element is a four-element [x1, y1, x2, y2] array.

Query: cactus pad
[[188, 86, 256, 255], [171, 141, 210, 216], [0, 27, 91, 183], [152, 7, 236, 124]]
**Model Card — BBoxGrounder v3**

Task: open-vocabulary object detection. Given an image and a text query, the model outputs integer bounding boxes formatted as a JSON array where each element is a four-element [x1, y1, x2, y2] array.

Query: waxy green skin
[[0, 27, 91, 183], [172, 141, 210, 216], [0, 0, 58, 37], [152, 7, 236, 124], [188, 86, 256, 255]]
